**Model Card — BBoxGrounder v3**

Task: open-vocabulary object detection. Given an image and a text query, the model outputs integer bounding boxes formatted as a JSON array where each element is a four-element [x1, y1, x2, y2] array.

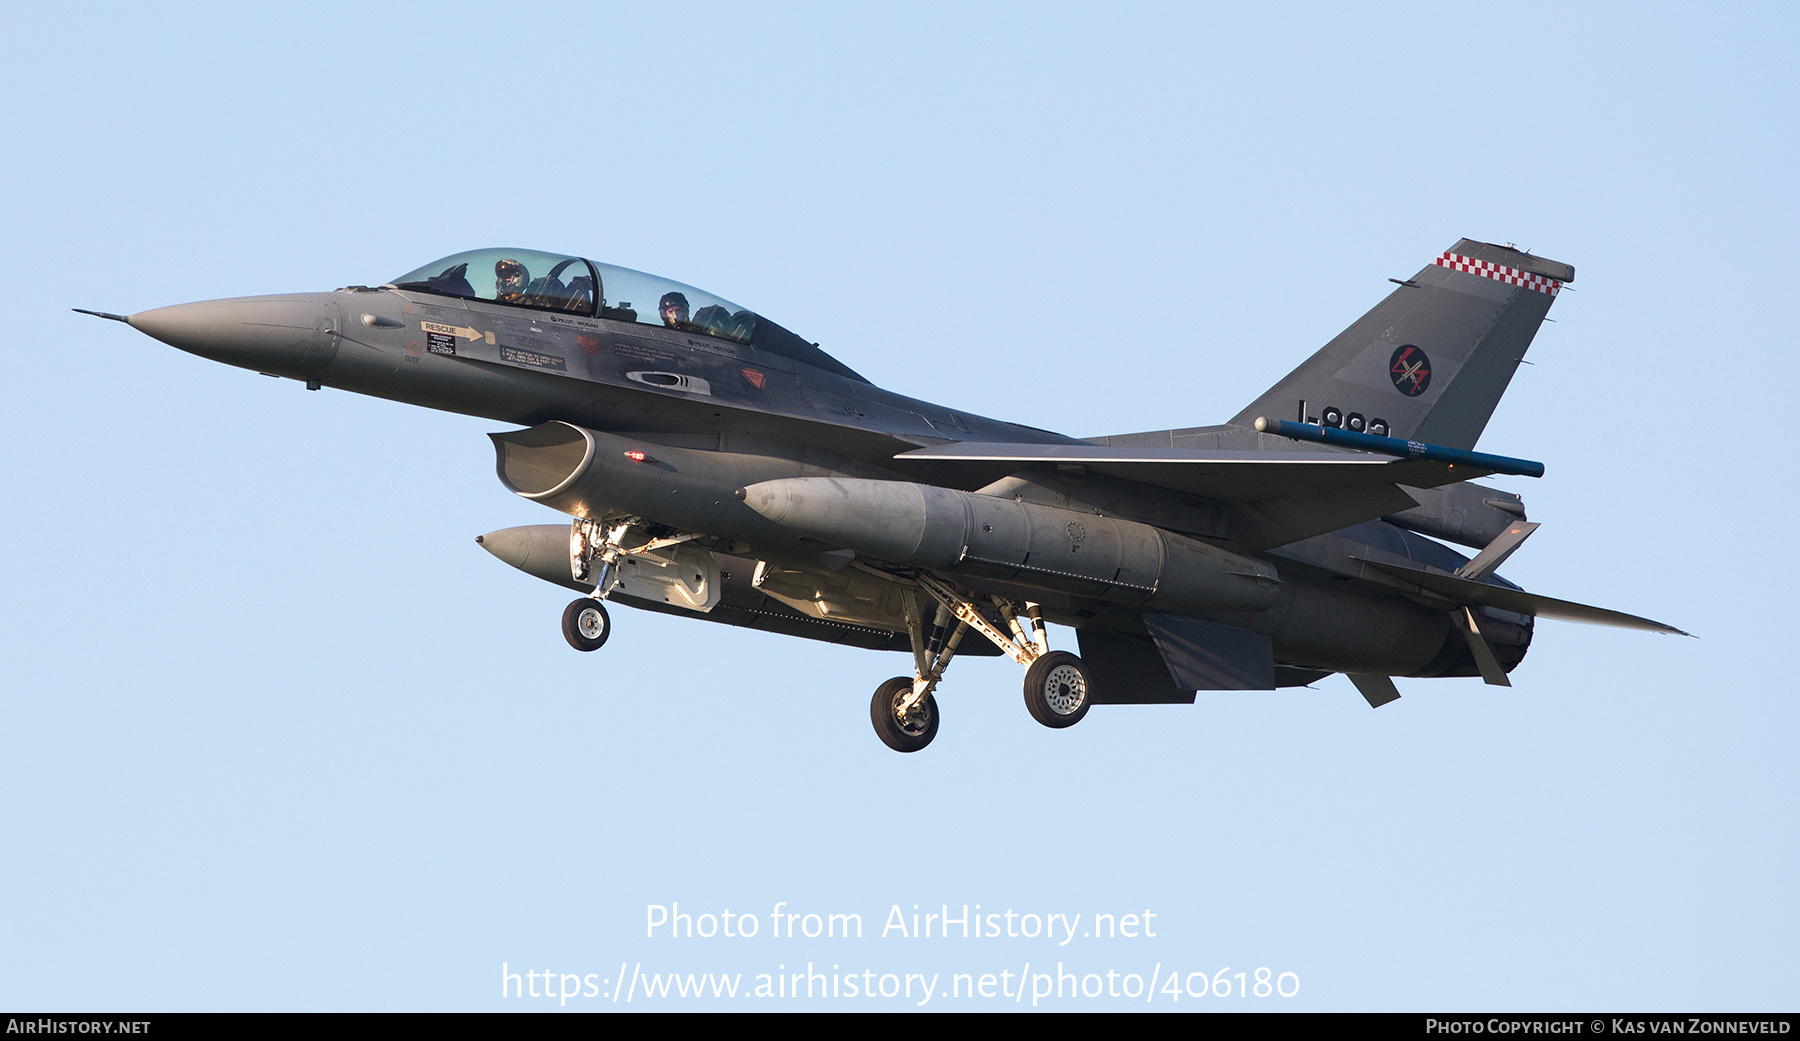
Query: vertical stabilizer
[[1229, 240, 1573, 450]]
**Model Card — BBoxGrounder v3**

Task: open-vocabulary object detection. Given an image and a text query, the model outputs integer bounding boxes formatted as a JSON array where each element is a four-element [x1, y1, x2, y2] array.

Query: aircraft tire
[[562, 599, 611, 652], [1023, 651, 1092, 728], [870, 677, 938, 753]]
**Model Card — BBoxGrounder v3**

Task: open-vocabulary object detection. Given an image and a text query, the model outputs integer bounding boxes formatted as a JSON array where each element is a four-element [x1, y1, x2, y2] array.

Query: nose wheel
[[562, 598, 611, 652]]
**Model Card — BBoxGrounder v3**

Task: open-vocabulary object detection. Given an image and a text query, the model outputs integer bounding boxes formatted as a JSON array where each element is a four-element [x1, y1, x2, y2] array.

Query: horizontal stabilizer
[[891, 441, 1493, 501], [1353, 558, 1688, 635]]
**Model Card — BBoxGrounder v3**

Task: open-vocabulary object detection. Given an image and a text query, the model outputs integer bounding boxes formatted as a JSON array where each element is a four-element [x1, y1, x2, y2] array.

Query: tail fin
[[1229, 239, 1573, 450]]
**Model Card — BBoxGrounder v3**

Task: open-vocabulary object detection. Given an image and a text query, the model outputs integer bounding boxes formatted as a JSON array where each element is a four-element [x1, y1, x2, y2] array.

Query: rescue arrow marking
[[420, 320, 495, 344]]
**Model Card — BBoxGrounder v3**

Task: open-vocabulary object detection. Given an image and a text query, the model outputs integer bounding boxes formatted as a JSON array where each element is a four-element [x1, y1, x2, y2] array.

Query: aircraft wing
[[1353, 558, 1689, 635], [889, 442, 1501, 550], [889, 442, 1493, 500]]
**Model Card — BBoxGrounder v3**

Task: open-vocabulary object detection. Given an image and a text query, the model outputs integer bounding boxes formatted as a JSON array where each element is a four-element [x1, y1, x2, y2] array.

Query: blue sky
[[2, 1, 1793, 1011]]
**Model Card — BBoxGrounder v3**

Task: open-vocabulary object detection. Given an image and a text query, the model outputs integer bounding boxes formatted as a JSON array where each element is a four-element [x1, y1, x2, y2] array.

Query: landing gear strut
[[864, 571, 1093, 752]]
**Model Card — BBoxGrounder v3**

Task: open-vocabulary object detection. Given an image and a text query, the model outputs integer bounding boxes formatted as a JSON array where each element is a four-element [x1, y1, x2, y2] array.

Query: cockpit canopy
[[388, 248, 864, 381], [391, 247, 597, 315]]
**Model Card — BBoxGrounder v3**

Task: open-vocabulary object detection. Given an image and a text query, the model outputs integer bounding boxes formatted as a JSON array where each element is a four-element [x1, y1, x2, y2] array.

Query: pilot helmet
[[495, 258, 529, 291]]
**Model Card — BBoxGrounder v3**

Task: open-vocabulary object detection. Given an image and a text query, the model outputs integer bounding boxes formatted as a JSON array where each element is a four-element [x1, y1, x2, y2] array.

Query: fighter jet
[[79, 239, 1683, 752]]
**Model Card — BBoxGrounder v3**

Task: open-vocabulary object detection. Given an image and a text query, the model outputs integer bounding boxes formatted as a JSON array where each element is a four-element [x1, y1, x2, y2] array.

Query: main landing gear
[[870, 677, 937, 753], [868, 573, 1093, 753], [1023, 651, 1093, 729]]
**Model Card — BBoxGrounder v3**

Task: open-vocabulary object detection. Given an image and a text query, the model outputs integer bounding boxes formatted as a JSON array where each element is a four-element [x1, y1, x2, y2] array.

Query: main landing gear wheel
[[1024, 651, 1092, 728], [561, 599, 611, 652], [871, 676, 939, 753]]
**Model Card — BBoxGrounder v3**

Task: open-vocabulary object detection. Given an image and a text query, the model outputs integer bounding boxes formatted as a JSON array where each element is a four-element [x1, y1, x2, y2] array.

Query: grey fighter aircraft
[[80, 239, 1682, 752]]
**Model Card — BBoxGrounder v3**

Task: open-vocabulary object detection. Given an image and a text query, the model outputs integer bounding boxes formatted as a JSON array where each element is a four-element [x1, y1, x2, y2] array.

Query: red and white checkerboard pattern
[[1434, 251, 1562, 296]]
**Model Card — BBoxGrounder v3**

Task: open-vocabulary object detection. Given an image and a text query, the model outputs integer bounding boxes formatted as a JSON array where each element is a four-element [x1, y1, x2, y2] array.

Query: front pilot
[[495, 258, 530, 304]]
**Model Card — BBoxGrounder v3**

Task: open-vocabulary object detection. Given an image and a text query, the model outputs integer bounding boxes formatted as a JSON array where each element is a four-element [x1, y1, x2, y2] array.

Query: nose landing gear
[[559, 519, 714, 653], [562, 519, 631, 652]]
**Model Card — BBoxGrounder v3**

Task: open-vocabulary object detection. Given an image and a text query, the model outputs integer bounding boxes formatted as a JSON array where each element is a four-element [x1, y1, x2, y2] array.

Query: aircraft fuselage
[[124, 281, 1520, 688]]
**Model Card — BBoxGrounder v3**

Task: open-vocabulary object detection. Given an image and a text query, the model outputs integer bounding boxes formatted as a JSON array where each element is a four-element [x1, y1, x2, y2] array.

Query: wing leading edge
[[890, 441, 1496, 500]]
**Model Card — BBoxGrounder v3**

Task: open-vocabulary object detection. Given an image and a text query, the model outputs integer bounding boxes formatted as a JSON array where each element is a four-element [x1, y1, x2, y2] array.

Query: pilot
[[658, 292, 691, 330], [692, 303, 729, 334], [692, 303, 753, 340], [495, 258, 531, 304]]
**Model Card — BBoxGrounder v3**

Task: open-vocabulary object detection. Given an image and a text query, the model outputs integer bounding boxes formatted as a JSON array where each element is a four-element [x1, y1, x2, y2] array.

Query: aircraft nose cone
[[475, 526, 544, 571], [476, 525, 584, 591], [129, 293, 341, 379]]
